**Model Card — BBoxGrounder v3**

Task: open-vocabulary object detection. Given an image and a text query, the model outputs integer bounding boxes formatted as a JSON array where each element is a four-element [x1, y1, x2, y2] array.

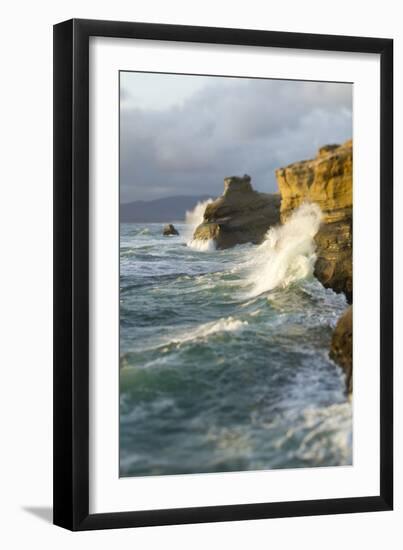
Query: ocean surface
[[120, 203, 352, 477]]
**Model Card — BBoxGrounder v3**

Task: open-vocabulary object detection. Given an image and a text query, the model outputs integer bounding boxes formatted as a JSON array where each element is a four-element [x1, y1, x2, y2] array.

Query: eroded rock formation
[[276, 140, 352, 302], [193, 175, 281, 249], [163, 223, 179, 236], [330, 306, 353, 394]]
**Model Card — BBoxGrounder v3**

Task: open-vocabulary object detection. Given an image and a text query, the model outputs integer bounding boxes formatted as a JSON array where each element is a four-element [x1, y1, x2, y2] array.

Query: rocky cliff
[[330, 306, 353, 394], [276, 140, 352, 302], [193, 175, 281, 249]]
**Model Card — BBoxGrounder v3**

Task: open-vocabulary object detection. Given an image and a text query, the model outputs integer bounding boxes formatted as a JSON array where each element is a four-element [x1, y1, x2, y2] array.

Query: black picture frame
[[53, 18, 393, 531]]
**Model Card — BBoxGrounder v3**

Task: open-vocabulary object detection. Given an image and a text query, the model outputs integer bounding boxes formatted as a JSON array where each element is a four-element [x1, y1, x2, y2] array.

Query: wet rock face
[[330, 306, 352, 394], [276, 140, 352, 302], [193, 175, 281, 249], [163, 223, 179, 236]]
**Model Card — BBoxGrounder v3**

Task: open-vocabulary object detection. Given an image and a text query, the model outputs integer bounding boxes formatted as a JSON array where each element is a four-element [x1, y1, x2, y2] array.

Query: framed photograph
[[53, 19, 393, 530]]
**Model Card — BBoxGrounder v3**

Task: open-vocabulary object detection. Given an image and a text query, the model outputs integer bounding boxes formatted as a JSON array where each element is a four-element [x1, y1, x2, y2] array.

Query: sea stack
[[276, 140, 352, 302], [193, 175, 280, 249], [163, 223, 179, 236]]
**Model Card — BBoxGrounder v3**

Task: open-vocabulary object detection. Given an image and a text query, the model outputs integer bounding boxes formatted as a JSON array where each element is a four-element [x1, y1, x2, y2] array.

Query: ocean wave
[[182, 198, 213, 243], [137, 227, 150, 235], [244, 203, 322, 296], [185, 198, 213, 230], [122, 227, 151, 239], [169, 316, 248, 347], [186, 239, 216, 252], [295, 402, 352, 464], [251, 400, 352, 468], [120, 316, 249, 367], [119, 218, 352, 475]]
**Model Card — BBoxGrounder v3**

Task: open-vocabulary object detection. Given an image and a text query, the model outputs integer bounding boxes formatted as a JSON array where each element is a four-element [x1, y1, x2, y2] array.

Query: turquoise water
[[120, 219, 352, 477]]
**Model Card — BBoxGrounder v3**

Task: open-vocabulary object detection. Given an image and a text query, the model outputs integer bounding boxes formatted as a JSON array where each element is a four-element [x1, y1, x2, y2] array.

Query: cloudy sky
[[120, 71, 352, 203]]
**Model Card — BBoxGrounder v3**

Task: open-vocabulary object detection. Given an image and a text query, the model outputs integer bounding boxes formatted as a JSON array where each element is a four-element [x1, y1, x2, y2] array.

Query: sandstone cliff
[[193, 175, 281, 249], [330, 306, 352, 394], [276, 140, 352, 302]]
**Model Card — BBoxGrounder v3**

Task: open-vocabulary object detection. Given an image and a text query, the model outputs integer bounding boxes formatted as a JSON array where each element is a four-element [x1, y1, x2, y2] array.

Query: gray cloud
[[120, 76, 352, 203]]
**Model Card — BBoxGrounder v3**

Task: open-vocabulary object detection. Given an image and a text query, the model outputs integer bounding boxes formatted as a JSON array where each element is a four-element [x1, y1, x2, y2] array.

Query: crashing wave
[[187, 239, 216, 252], [184, 198, 213, 246], [245, 203, 322, 296], [169, 316, 248, 347]]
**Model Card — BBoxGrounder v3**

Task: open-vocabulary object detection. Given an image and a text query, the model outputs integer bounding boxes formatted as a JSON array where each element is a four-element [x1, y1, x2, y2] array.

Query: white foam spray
[[245, 203, 322, 296], [185, 199, 213, 229], [187, 239, 216, 252], [171, 316, 248, 346], [184, 198, 215, 251]]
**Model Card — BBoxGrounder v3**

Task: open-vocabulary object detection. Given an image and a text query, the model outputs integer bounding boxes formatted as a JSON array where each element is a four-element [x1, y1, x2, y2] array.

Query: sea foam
[[172, 316, 248, 346], [245, 203, 322, 296], [185, 198, 213, 229], [184, 198, 213, 247], [187, 238, 216, 252]]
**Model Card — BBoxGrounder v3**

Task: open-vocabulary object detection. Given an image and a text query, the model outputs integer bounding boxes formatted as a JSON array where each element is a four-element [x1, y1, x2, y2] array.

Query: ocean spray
[[245, 203, 322, 296]]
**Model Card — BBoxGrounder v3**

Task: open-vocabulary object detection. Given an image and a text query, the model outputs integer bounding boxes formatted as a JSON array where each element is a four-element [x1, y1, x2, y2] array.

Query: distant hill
[[120, 195, 212, 223]]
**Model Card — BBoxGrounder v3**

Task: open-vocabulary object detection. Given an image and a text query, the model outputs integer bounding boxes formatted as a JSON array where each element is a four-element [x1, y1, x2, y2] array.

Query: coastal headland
[[192, 140, 353, 392]]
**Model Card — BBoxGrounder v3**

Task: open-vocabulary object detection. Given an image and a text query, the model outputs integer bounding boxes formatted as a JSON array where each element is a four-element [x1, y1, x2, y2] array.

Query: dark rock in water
[[163, 223, 179, 236], [330, 306, 352, 394], [193, 175, 281, 249], [276, 140, 352, 302]]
